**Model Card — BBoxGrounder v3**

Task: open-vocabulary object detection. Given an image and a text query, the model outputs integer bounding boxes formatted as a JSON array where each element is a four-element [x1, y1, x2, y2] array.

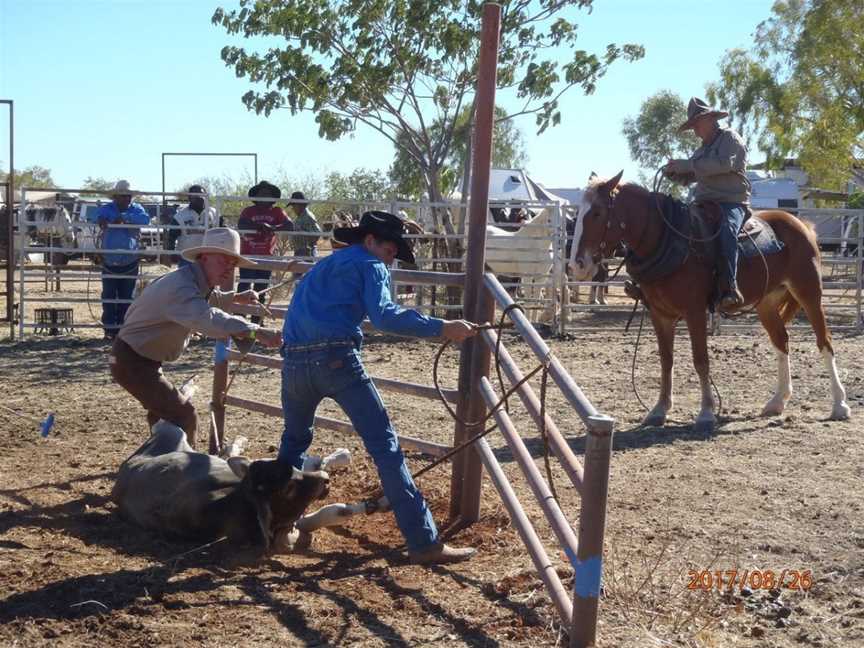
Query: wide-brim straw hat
[[109, 179, 137, 196], [678, 97, 729, 132], [333, 210, 415, 264], [181, 227, 258, 268]]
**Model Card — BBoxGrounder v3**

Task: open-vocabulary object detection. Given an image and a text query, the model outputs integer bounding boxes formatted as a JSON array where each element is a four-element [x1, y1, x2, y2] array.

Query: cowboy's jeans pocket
[[320, 349, 367, 396]]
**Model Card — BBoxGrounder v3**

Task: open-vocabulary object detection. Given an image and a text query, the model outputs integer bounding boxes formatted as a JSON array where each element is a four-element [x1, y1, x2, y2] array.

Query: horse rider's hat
[[290, 190, 308, 206], [678, 97, 729, 132], [109, 179, 136, 197], [333, 210, 416, 264], [248, 181, 281, 199], [181, 227, 259, 268]]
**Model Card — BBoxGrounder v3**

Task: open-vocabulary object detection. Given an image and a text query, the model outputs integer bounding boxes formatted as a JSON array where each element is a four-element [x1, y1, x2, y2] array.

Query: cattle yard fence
[[12, 184, 862, 338]]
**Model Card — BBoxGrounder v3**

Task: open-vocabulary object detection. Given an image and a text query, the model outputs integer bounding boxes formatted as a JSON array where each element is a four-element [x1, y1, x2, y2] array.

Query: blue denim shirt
[[282, 244, 444, 345], [96, 202, 151, 267]]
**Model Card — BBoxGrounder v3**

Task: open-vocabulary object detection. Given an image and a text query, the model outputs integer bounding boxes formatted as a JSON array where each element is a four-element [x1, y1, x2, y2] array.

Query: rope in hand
[[220, 270, 301, 405], [411, 303, 560, 503]]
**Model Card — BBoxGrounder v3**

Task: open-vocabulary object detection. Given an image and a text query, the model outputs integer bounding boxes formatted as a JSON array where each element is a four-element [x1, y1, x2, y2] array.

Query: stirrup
[[624, 279, 644, 302], [719, 289, 744, 312]]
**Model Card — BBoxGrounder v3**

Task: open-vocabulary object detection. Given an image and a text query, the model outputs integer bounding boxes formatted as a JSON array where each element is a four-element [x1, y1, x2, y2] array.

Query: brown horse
[[569, 172, 850, 433]]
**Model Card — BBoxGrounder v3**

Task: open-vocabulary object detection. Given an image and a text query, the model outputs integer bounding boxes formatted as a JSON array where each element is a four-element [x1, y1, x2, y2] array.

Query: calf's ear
[[227, 456, 252, 479]]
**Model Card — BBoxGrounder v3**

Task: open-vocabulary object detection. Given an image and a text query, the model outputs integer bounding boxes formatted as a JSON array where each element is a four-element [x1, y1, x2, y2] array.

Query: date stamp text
[[687, 569, 812, 592]]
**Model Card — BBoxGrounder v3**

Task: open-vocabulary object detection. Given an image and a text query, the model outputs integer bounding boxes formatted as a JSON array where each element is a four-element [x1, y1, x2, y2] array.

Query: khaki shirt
[[680, 127, 751, 204], [292, 208, 322, 253], [118, 262, 255, 362]]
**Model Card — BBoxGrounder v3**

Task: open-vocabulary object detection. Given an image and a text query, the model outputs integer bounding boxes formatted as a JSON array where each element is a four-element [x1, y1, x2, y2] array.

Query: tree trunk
[[426, 165, 464, 315]]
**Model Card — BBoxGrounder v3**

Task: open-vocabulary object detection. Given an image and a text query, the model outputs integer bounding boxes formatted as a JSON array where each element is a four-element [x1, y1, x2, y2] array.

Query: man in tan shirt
[[665, 97, 752, 311], [110, 228, 282, 444]]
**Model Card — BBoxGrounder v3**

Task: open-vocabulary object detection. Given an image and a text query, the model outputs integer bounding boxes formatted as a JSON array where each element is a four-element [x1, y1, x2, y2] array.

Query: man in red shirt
[[238, 181, 294, 321]]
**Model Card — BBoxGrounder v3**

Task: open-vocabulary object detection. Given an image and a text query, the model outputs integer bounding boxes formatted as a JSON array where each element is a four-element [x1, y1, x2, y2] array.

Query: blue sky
[[1, 0, 775, 194]]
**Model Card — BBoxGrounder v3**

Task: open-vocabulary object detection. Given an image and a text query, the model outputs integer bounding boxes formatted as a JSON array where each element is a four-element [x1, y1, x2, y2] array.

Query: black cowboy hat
[[333, 210, 415, 264], [248, 180, 282, 199], [678, 97, 729, 132]]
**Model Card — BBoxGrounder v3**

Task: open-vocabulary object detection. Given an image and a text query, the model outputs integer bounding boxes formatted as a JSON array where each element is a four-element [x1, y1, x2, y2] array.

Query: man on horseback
[[664, 97, 751, 311]]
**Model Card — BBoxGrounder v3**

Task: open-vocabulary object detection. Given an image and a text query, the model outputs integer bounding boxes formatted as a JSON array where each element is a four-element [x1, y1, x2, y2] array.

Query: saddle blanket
[[738, 215, 784, 258]]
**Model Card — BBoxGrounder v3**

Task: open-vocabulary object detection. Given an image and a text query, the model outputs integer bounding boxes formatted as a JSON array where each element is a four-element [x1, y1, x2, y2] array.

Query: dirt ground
[[1, 278, 863, 647]]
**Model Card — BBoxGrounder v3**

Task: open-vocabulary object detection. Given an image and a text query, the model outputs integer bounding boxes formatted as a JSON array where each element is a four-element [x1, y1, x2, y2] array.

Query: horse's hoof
[[761, 398, 786, 417], [642, 412, 667, 427], [829, 402, 851, 421], [693, 416, 716, 435]]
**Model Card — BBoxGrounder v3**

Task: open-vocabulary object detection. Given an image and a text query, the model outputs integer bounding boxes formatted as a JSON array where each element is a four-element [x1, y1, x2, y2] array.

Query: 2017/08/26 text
[[687, 569, 812, 592]]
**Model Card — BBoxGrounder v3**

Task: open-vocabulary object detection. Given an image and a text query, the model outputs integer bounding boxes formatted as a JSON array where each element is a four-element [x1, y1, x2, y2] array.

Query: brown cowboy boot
[[718, 279, 744, 312], [624, 279, 645, 302]]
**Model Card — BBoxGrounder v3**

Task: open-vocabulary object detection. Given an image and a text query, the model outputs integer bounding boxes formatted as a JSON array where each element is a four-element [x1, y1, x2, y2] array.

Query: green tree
[[621, 91, 699, 194], [706, 0, 864, 189], [390, 104, 528, 200], [325, 168, 393, 202], [212, 0, 643, 242], [81, 176, 116, 194], [1, 165, 56, 189]]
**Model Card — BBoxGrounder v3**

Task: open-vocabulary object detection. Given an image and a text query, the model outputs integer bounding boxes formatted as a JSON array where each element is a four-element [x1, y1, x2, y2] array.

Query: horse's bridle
[[586, 189, 626, 263]]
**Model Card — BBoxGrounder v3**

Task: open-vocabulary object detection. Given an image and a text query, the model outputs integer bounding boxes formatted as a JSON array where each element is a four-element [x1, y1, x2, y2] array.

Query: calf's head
[[228, 457, 330, 552]]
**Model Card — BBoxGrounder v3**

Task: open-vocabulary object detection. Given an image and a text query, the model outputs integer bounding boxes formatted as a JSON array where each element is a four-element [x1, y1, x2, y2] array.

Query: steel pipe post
[[2, 100, 13, 338], [479, 329, 584, 493], [478, 377, 580, 561], [570, 415, 614, 648], [474, 436, 573, 626], [485, 272, 600, 425], [450, 1, 501, 523]]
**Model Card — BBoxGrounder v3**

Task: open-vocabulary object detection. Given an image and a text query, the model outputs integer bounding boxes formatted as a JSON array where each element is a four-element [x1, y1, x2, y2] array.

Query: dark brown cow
[[112, 421, 329, 559]]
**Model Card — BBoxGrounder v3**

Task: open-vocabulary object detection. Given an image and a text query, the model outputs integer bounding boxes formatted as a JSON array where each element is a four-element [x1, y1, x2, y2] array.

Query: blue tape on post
[[214, 341, 228, 364], [40, 413, 55, 438], [573, 555, 603, 598]]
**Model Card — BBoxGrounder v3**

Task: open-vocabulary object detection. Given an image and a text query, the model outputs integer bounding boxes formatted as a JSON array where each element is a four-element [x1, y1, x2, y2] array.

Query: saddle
[[691, 202, 784, 261], [625, 198, 784, 285]]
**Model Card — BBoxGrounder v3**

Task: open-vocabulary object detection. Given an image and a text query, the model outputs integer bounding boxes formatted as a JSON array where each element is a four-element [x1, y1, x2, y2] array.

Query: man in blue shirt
[[96, 180, 151, 340], [280, 211, 478, 565]]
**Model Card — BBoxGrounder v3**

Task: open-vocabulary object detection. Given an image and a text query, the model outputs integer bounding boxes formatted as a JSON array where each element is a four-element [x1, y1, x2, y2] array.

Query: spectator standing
[[96, 180, 151, 341], [238, 181, 293, 323], [289, 191, 322, 259], [169, 185, 218, 267]]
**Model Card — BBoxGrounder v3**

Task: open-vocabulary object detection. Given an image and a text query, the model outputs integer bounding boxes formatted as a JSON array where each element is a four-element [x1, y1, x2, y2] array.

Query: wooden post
[[210, 341, 228, 455], [570, 415, 614, 648], [449, 2, 501, 522], [209, 251, 235, 455], [2, 99, 14, 339]]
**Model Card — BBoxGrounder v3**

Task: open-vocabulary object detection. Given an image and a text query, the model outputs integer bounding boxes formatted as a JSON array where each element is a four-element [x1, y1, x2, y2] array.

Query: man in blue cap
[[278, 210, 478, 565]]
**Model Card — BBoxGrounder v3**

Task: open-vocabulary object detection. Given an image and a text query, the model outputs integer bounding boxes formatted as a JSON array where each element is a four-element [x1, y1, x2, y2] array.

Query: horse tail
[[777, 289, 801, 324]]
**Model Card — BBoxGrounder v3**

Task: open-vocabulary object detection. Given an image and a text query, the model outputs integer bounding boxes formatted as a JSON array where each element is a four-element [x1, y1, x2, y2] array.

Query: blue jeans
[[278, 344, 438, 552], [102, 262, 139, 335], [717, 203, 747, 286]]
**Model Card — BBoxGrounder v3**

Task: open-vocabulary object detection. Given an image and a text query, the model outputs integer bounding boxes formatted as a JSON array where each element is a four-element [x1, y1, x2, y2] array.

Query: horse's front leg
[[685, 310, 717, 434], [643, 313, 676, 427]]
